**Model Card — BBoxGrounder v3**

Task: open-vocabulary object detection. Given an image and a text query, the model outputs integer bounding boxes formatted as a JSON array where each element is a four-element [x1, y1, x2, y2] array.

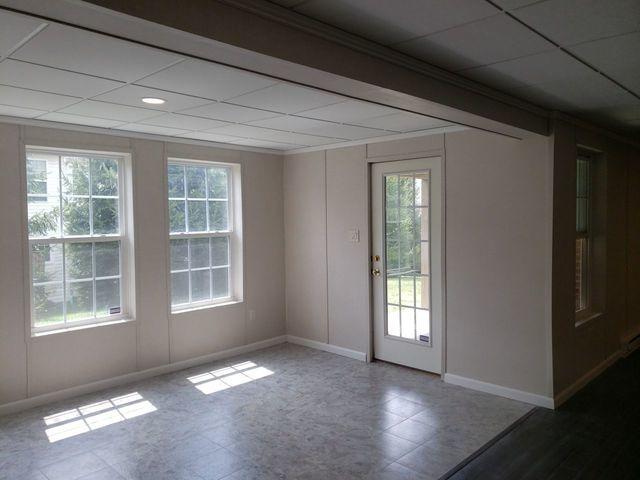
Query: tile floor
[[0, 344, 532, 480]]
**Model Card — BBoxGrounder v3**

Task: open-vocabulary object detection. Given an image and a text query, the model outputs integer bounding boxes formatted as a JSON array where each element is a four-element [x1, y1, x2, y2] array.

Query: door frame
[[366, 148, 447, 378]]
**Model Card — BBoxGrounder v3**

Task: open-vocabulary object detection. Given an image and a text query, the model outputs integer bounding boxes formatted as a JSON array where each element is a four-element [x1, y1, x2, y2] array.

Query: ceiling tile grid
[[0, 9, 458, 151], [394, 13, 556, 71], [294, 0, 498, 45], [509, 0, 640, 47], [12, 23, 184, 82], [0, 9, 46, 59], [2, 1, 635, 145], [272, 0, 640, 132]]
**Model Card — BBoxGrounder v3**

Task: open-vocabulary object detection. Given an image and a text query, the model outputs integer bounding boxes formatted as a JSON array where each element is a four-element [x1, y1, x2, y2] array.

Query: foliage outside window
[[168, 160, 233, 311], [26, 149, 126, 332], [575, 156, 590, 314], [384, 172, 431, 343]]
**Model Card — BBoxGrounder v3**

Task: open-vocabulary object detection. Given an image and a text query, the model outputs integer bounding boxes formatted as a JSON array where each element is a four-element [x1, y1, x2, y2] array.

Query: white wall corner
[[444, 373, 554, 409], [286, 335, 367, 362]]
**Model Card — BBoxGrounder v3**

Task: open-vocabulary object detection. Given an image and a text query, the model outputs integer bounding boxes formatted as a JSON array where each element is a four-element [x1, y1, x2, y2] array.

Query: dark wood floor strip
[[444, 350, 640, 480]]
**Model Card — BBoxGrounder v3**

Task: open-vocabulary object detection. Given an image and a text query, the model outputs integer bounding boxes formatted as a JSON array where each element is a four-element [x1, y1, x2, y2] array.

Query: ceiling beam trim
[[0, 0, 550, 138]]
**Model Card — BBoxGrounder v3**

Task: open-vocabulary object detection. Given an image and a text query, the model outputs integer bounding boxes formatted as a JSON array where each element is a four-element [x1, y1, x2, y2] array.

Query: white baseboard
[[444, 373, 554, 409], [0, 335, 287, 416], [286, 335, 367, 362], [553, 349, 622, 408]]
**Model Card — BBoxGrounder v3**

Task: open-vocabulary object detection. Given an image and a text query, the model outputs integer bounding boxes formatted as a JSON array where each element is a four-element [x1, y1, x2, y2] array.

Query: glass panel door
[[384, 171, 431, 344]]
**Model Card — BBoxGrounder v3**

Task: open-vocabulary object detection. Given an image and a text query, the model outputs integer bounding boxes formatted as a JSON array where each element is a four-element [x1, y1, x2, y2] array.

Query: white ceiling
[[271, 0, 640, 133], [0, 8, 456, 151]]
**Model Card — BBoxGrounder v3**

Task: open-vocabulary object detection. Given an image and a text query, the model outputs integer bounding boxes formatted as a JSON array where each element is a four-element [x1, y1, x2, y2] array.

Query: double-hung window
[[168, 159, 237, 311], [26, 148, 130, 333], [575, 155, 591, 313]]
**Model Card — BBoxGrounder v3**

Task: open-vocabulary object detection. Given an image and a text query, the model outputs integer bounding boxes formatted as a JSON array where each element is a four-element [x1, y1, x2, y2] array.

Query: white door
[[372, 157, 443, 374]]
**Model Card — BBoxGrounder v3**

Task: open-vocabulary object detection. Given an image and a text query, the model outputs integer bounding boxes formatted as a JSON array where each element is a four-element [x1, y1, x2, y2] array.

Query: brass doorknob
[[372, 268, 381, 277]]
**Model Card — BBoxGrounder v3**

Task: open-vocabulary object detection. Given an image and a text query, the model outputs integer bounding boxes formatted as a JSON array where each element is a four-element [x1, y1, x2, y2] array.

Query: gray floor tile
[[382, 397, 426, 418], [40, 452, 108, 480], [77, 467, 125, 479], [397, 444, 464, 478], [385, 418, 439, 444], [0, 344, 530, 480]]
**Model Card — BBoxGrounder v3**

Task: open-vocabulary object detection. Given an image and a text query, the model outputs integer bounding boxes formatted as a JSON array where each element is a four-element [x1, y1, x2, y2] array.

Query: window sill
[[575, 311, 603, 328], [31, 317, 135, 338], [171, 299, 243, 315]]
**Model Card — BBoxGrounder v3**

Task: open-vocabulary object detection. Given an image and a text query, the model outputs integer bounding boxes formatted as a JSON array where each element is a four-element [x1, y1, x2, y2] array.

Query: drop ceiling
[[0, 8, 456, 152], [271, 0, 640, 133]]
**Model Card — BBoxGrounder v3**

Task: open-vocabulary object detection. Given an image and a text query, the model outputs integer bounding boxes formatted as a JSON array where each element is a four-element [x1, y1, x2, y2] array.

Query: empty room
[[0, 1, 639, 479]]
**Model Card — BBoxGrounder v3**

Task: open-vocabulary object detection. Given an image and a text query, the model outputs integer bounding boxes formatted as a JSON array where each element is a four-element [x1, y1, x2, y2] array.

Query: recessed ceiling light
[[142, 97, 165, 105]]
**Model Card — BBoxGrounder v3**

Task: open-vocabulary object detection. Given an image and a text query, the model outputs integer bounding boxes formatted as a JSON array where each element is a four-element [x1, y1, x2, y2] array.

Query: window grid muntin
[[383, 171, 432, 345], [575, 156, 591, 314], [169, 160, 233, 311], [27, 149, 126, 332]]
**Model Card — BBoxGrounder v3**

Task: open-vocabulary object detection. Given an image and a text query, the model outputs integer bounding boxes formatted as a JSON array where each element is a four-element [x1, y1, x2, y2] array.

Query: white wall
[[0, 122, 285, 407], [0, 119, 554, 409], [284, 129, 554, 398]]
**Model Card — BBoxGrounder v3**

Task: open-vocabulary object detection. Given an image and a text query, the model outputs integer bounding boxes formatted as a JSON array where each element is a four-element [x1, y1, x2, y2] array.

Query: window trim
[[25, 146, 133, 334], [575, 153, 594, 323], [167, 157, 240, 313]]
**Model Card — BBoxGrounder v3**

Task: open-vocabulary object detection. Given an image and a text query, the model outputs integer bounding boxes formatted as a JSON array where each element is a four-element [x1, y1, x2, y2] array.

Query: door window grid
[[384, 171, 431, 344], [168, 161, 232, 311], [575, 156, 590, 314], [26, 150, 126, 332]]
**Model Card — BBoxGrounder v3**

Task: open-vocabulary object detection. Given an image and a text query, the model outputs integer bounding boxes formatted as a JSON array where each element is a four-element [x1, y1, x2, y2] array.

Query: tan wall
[[628, 159, 640, 341], [551, 120, 638, 397], [445, 130, 553, 396], [0, 122, 285, 407], [284, 129, 554, 397], [283, 150, 328, 343]]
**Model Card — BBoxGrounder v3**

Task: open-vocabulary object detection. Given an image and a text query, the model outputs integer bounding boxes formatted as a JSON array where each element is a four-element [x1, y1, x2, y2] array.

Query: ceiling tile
[[268, 0, 308, 7], [230, 138, 303, 150], [139, 113, 229, 131], [228, 83, 345, 114], [511, 72, 638, 111], [0, 59, 123, 98], [136, 59, 277, 101], [58, 100, 160, 122], [512, 0, 640, 46], [247, 115, 336, 131], [395, 13, 554, 71], [0, 104, 47, 118], [177, 131, 250, 143], [570, 32, 640, 93], [354, 112, 452, 131], [0, 10, 45, 57], [93, 85, 210, 112], [299, 123, 391, 139], [114, 124, 189, 136], [177, 102, 279, 123], [37, 112, 124, 128], [208, 124, 343, 146], [0, 85, 79, 111], [491, 0, 541, 9], [296, 0, 498, 45], [461, 49, 594, 92], [299, 100, 397, 122], [12, 23, 182, 82]]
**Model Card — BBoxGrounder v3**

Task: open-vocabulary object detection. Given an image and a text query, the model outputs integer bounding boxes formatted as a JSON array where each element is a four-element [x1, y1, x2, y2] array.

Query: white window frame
[[25, 146, 132, 334], [575, 154, 593, 323], [168, 158, 241, 312]]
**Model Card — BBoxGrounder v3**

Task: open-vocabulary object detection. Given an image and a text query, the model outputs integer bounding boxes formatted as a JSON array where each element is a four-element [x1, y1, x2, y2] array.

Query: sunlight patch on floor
[[187, 361, 274, 394], [43, 392, 156, 442]]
